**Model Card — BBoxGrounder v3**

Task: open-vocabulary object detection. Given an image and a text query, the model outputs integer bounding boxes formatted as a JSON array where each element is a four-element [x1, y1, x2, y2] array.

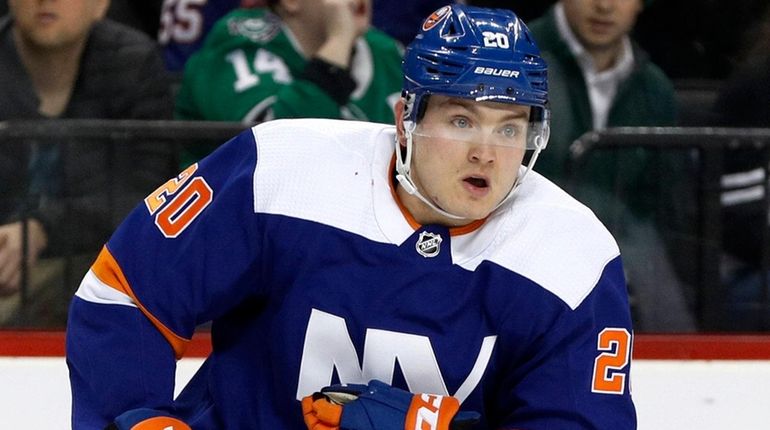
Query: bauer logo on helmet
[[473, 67, 520, 79]]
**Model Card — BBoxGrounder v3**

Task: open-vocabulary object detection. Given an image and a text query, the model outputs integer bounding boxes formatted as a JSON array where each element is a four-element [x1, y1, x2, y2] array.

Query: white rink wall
[[1, 357, 769, 429]]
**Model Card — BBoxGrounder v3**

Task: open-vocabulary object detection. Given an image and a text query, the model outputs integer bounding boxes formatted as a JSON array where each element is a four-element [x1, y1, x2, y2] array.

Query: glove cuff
[[405, 393, 460, 430], [108, 408, 191, 430]]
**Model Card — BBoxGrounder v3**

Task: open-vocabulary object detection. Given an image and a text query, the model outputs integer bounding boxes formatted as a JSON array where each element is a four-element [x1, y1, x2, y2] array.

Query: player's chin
[[450, 200, 497, 222]]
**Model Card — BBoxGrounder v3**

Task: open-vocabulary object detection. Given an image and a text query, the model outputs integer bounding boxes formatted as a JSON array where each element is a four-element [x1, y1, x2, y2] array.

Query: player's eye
[[451, 117, 471, 129], [498, 123, 526, 140], [501, 125, 516, 138]]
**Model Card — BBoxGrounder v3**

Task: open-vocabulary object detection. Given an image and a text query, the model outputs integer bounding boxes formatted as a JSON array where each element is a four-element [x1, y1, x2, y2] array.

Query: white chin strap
[[394, 123, 546, 222]]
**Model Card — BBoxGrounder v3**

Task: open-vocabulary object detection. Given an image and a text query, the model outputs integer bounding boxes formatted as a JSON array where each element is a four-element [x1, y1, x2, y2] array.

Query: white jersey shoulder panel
[[463, 171, 621, 310], [249, 119, 402, 243]]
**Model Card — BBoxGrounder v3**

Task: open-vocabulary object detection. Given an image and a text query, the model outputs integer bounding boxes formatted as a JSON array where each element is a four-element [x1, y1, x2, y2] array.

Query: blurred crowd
[[1, 0, 770, 331]]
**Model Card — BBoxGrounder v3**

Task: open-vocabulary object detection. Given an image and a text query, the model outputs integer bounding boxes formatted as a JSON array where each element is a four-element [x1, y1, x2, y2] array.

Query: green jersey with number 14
[[175, 8, 404, 124]]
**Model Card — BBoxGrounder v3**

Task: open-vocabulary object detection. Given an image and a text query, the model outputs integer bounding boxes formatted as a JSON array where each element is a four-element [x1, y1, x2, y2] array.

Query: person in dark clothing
[[716, 5, 770, 128], [0, 0, 174, 304], [713, 5, 770, 330]]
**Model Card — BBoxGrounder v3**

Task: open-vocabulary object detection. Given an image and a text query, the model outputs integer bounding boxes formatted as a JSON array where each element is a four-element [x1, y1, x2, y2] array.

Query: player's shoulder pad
[[249, 118, 384, 157], [486, 171, 621, 309], [248, 119, 392, 236]]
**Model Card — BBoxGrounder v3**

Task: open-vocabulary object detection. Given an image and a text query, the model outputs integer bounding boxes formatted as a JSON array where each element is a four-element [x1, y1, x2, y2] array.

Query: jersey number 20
[[144, 163, 213, 238], [591, 328, 632, 395]]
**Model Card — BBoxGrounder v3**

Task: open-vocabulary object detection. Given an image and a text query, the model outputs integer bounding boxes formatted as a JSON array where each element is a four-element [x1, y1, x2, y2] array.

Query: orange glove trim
[[404, 393, 461, 430], [129, 416, 191, 430]]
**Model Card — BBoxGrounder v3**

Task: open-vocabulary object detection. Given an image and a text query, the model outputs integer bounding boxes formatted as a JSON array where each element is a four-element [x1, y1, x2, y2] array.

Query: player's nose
[[467, 140, 496, 164]]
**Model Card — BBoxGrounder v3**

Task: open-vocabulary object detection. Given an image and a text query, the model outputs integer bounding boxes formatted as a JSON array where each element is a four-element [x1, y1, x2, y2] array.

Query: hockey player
[[66, 4, 636, 429]]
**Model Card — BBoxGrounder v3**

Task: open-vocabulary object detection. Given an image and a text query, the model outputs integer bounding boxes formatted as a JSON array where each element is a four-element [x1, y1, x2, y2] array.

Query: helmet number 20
[[482, 31, 510, 49]]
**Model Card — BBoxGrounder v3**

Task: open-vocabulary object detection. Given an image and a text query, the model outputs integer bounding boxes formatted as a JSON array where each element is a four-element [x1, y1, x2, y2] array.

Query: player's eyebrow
[[441, 98, 530, 121]]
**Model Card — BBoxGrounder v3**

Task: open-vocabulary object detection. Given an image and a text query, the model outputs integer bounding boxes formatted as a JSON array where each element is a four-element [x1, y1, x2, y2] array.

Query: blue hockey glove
[[301, 379, 480, 430], [104, 408, 191, 430]]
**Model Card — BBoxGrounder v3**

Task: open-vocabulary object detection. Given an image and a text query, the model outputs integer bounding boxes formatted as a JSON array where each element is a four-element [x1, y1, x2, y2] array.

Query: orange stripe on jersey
[[449, 218, 485, 236], [387, 155, 487, 236], [91, 246, 190, 359]]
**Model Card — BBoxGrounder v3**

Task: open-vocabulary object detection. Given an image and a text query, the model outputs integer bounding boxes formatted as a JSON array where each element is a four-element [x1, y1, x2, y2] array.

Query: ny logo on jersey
[[295, 309, 496, 402]]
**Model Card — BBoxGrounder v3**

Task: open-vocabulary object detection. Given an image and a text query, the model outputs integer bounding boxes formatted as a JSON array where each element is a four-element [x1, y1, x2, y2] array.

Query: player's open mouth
[[464, 176, 488, 188]]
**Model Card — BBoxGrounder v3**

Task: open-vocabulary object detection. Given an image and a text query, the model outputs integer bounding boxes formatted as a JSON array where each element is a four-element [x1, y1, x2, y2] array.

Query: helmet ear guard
[[395, 4, 551, 219]]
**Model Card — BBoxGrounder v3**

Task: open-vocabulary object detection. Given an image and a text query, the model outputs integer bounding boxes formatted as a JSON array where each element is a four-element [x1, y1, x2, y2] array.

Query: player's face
[[9, 0, 109, 50], [405, 95, 529, 225], [562, 0, 642, 53]]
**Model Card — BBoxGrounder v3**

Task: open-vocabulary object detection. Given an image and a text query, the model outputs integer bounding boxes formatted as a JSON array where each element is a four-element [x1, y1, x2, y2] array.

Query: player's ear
[[394, 98, 407, 147]]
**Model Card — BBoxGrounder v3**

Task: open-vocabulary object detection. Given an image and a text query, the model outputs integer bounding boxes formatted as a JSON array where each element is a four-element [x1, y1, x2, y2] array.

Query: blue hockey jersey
[[66, 118, 636, 429]]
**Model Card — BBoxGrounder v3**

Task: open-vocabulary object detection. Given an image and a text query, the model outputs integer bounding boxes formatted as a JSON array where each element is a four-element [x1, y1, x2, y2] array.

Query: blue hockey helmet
[[401, 4, 549, 131]]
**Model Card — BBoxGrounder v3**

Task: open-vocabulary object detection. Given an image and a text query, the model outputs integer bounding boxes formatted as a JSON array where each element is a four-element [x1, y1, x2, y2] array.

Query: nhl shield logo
[[416, 232, 443, 258]]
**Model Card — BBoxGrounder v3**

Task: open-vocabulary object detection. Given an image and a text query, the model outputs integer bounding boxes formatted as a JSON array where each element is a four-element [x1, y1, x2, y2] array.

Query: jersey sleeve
[[66, 127, 262, 428], [494, 256, 637, 429]]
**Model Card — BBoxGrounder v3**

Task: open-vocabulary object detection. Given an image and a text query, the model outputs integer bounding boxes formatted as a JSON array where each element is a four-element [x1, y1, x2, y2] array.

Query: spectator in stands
[[0, 0, 174, 301], [715, 5, 770, 128], [175, 0, 403, 164], [0, 141, 33, 298], [158, 0, 266, 76], [528, 0, 676, 191], [713, 4, 770, 330], [158, 0, 444, 77], [106, 0, 163, 38]]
